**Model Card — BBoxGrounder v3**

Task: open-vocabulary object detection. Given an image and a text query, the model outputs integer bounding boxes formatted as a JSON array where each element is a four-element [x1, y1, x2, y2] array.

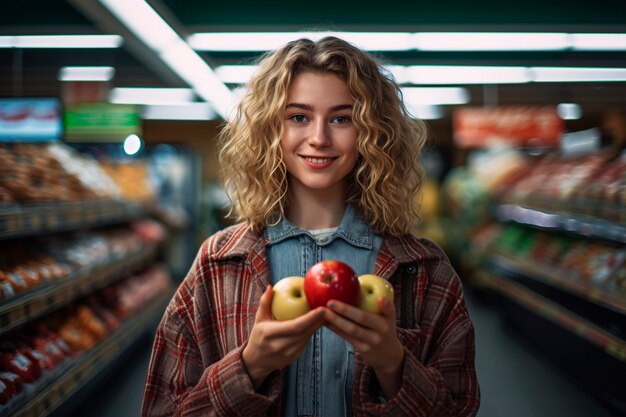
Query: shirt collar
[[264, 204, 373, 249]]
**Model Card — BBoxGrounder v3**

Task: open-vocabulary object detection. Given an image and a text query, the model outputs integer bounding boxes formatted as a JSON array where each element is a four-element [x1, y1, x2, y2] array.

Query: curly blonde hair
[[218, 36, 427, 236]]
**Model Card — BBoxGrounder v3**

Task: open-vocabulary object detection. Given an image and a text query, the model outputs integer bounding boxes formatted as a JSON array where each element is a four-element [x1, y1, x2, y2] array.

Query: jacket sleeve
[[352, 260, 480, 417], [141, 256, 282, 416]]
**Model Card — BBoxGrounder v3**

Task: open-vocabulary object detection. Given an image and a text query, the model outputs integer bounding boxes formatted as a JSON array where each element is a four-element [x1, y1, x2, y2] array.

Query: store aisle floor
[[77, 289, 617, 417]]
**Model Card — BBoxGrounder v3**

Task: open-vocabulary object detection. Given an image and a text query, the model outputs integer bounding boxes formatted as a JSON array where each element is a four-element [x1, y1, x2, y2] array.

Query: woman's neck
[[286, 186, 346, 230]]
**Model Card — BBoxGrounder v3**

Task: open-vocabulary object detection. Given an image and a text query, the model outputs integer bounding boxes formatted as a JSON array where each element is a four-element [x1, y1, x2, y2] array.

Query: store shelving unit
[[478, 200, 626, 414], [0, 200, 171, 417]]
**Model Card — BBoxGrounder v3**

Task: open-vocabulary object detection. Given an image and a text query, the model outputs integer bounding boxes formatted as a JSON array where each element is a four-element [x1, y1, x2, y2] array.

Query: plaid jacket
[[142, 222, 480, 417]]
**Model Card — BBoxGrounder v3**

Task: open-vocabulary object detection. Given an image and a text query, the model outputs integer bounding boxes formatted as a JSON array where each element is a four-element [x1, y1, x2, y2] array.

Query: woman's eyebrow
[[285, 103, 353, 111]]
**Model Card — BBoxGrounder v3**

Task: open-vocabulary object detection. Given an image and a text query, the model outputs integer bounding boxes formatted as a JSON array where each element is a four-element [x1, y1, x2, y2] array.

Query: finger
[[255, 285, 274, 322], [323, 306, 378, 345], [327, 300, 383, 330], [272, 307, 326, 337]]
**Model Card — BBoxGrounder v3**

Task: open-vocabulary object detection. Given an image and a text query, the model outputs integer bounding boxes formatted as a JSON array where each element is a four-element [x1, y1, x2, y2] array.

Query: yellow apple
[[357, 274, 394, 314], [271, 276, 312, 321]]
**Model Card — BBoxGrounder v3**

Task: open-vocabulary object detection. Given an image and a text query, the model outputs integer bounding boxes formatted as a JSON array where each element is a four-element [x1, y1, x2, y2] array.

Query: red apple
[[304, 260, 360, 308], [271, 276, 312, 321]]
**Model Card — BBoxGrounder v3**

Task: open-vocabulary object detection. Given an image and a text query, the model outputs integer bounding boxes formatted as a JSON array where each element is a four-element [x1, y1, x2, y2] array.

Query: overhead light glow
[[557, 103, 582, 120], [142, 103, 217, 120], [0, 35, 122, 48], [215, 64, 626, 85], [531, 67, 626, 82], [59, 66, 115, 81], [189, 31, 413, 51], [400, 87, 470, 105], [190, 31, 626, 52], [404, 66, 531, 84], [571, 33, 626, 51], [405, 104, 444, 120], [123, 134, 142, 155], [99, 0, 235, 119], [414, 32, 570, 51], [101, 0, 179, 53], [110, 87, 195, 105]]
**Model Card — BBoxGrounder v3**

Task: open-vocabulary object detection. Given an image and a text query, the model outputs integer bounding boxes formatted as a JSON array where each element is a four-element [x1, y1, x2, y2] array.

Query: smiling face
[[280, 72, 358, 204]]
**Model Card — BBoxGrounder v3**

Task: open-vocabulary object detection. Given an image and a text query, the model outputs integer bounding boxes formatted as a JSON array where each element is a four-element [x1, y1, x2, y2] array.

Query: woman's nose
[[308, 120, 330, 147]]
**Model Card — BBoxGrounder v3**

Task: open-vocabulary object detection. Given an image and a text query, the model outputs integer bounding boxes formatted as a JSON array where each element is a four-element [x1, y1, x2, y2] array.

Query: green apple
[[271, 276, 312, 321], [357, 274, 394, 314]]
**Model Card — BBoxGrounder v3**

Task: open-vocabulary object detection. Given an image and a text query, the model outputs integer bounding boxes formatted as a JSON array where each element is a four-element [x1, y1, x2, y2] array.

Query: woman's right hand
[[242, 285, 325, 389]]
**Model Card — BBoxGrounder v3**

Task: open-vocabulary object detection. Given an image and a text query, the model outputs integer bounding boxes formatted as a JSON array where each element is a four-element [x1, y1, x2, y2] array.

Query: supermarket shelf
[[495, 203, 626, 244], [480, 270, 626, 363], [0, 245, 158, 336], [0, 200, 146, 240], [8, 290, 172, 417], [489, 253, 626, 316]]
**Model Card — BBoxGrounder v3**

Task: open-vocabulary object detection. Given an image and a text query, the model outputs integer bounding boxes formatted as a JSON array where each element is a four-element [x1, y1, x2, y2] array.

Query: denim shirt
[[265, 205, 382, 417]]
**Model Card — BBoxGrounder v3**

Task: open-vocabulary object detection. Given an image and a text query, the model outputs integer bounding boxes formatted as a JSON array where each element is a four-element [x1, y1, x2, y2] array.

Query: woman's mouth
[[300, 155, 337, 169]]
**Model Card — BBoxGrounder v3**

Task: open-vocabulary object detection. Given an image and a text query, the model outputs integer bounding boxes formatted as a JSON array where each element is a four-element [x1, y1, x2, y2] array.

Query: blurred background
[[0, 1, 625, 416]]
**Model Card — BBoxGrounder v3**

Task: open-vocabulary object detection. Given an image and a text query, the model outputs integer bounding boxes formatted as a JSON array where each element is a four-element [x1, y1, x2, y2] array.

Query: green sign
[[64, 103, 140, 142]]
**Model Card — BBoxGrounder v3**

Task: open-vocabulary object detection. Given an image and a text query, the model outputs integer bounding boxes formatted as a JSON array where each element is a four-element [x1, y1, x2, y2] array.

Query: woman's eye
[[290, 114, 308, 123], [332, 115, 350, 124]]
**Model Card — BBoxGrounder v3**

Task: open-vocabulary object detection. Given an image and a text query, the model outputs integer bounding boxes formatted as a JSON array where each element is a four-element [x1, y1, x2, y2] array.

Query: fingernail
[[328, 302, 336, 309]]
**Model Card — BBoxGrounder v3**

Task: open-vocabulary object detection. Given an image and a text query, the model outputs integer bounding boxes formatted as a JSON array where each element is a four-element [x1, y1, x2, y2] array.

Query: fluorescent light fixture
[[215, 64, 626, 85], [401, 87, 470, 105], [190, 31, 626, 52], [188, 31, 412, 51], [557, 103, 582, 120], [0, 35, 122, 48], [405, 66, 531, 84], [59, 66, 115, 81], [215, 65, 260, 84], [531, 67, 626, 82], [405, 104, 444, 120], [100, 0, 235, 119], [110, 87, 195, 105], [101, 0, 179, 53], [142, 103, 217, 120], [571, 33, 626, 50], [414, 32, 570, 51]]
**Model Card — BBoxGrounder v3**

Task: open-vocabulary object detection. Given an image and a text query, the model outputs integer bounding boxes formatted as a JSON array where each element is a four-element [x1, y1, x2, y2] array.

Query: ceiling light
[[571, 33, 626, 50], [110, 87, 195, 105], [100, 0, 235, 119], [0, 35, 122, 48], [414, 32, 570, 51], [59, 66, 116, 81], [142, 103, 217, 120], [400, 87, 470, 105], [557, 103, 582, 120], [405, 104, 444, 120], [100, 0, 179, 53], [405, 66, 531, 84], [189, 31, 413, 51], [531, 67, 626, 82], [215, 65, 259, 84], [190, 31, 626, 52]]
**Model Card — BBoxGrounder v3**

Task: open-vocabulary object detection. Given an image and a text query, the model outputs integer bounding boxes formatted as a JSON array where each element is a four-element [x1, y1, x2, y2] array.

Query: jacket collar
[[264, 204, 373, 249]]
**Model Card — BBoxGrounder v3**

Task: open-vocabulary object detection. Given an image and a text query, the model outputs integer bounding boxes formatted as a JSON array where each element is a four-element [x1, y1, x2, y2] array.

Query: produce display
[[471, 223, 626, 291], [271, 260, 393, 320], [0, 219, 165, 302], [0, 143, 121, 204], [0, 265, 170, 412]]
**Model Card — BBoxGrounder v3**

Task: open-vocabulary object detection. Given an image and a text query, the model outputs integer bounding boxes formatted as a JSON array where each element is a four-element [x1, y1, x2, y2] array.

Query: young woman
[[142, 36, 480, 417]]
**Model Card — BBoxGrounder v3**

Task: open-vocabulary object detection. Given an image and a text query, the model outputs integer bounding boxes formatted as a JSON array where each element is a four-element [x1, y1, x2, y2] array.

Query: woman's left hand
[[323, 297, 405, 399]]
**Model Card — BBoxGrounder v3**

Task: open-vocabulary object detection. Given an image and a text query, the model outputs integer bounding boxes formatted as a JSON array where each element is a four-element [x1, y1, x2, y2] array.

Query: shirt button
[[335, 370, 341, 378]]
